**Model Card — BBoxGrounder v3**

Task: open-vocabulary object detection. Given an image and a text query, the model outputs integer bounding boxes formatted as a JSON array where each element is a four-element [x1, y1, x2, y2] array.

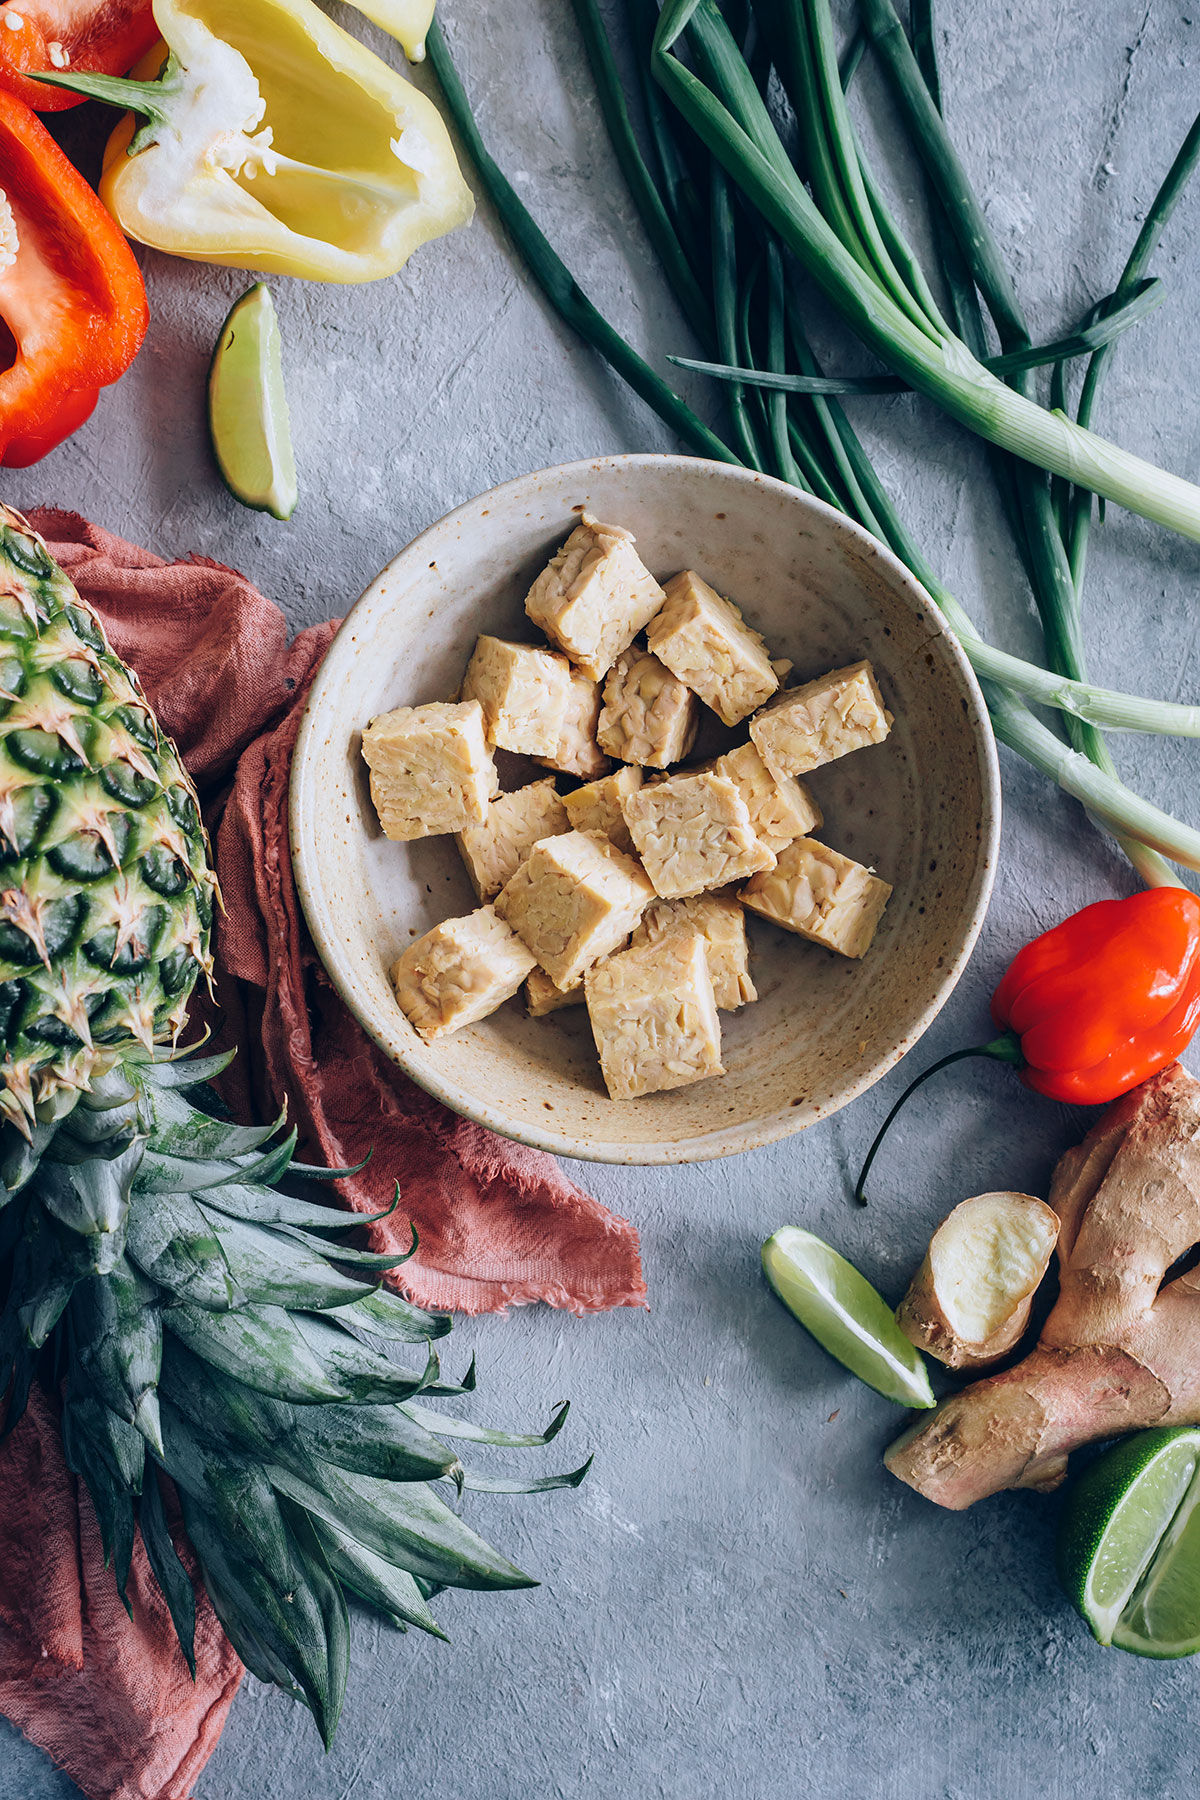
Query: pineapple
[[0, 510, 584, 1745]]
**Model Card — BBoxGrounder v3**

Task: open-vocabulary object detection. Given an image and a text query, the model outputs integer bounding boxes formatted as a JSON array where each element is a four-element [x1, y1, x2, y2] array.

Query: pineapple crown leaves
[[0, 1045, 590, 1746]]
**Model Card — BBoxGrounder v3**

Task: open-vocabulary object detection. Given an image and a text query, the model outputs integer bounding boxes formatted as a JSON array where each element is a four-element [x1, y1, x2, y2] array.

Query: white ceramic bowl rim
[[290, 454, 1001, 1164]]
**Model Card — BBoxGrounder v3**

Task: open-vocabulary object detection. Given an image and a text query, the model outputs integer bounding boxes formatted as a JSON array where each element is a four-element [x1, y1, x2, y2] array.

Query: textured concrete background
[[3, 0, 1200, 1795]]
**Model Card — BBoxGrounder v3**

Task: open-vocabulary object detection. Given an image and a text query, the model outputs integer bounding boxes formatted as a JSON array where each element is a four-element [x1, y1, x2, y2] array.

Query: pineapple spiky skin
[[0, 509, 216, 1136], [0, 516, 585, 1748]]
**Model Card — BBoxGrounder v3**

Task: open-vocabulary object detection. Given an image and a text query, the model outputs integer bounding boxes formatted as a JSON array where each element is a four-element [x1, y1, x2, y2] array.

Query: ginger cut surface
[[895, 1192, 1059, 1371], [886, 1064, 1200, 1509]]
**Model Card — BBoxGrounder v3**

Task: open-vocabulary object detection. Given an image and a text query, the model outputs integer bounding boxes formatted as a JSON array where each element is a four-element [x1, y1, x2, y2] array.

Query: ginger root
[[895, 1192, 1059, 1371], [886, 1063, 1200, 1509]]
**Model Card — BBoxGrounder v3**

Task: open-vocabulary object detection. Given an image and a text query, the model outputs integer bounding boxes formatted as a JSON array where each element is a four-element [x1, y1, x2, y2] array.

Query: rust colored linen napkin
[[0, 510, 645, 1800]]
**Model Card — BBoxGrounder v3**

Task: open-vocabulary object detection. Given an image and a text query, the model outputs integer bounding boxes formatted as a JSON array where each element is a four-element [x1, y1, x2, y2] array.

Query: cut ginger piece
[[886, 1064, 1200, 1509], [895, 1192, 1059, 1371]]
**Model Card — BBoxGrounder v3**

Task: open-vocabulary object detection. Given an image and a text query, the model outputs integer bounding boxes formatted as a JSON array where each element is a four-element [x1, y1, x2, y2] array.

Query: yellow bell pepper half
[[37, 0, 473, 283], [347, 0, 435, 63]]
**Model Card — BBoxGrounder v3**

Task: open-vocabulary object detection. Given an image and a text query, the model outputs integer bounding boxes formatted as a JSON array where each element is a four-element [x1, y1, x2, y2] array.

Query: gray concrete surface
[[3, 1, 1200, 1795]]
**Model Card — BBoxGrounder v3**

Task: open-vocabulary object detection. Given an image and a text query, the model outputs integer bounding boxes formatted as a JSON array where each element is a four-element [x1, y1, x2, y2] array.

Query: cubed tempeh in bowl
[[562, 765, 644, 855], [362, 699, 498, 841], [742, 838, 892, 959], [647, 568, 779, 725], [538, 666, 610, 777], [455, 778, 569, 902], [750, 659, 891, 779], [630, 891, 756, 1010], [460, 635, 573, 758], [524, 512, 665, 681], [585, 930, 724, 1100], [622, 770, 775, 899], [597, 645, 699, 768], [494, 829, 655, 989], [391, 907, 536, 1041]]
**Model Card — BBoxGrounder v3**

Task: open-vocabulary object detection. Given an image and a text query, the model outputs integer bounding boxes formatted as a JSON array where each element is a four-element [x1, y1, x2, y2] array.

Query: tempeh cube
[[647, 569, 779, 726], [539, 667, 610, 778], [390, 906, 536, 1041], [460, 635, 573, 758], [630, 892, 756, 1010], [622, 770, 775, 899], [494, 829, 654, 989], [711, 741, 822, 853], [525, 513, 666, 681], [742, 837, 892, 958], [362, 700, 498, 841], [750, 659, 891, 779], [596, 645, 699, 769], [455, 778, 569, 902], [585, 932, 724, 1100], [525, 965, 585, 1016], [562, 765, 644, 856]]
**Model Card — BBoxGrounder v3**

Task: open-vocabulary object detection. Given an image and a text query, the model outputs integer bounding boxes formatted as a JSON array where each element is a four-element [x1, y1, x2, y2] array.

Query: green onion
[[668, 278, 1165, 393], [426, 8, 1200, 876], [650, 0, 1200, 544]]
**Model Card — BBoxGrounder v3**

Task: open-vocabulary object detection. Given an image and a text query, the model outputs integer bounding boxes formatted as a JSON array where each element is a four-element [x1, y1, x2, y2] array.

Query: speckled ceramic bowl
[[290, 455, 1000, 1164]]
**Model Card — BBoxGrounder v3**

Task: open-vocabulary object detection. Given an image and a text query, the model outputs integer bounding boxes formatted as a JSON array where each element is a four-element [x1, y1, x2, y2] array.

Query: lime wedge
[[761, 1226, 935, 1409], [1058, 1427, 1200, 1655], [208, 283, 298, 521]]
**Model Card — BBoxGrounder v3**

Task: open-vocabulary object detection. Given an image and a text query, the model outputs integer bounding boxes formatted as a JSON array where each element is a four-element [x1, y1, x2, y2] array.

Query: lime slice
[[761, 1226, 935, 1409], [1058, 1426, 1200, 1655], [208, 283, 298, 521]]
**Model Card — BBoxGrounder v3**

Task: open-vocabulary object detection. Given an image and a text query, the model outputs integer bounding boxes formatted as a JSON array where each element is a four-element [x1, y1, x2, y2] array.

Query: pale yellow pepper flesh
[[95, 0, 472, 283], [345, 0, 436, 62]]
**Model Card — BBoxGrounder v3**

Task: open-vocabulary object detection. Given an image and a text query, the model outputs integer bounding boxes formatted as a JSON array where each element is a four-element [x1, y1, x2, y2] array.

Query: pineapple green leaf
[[274, 1223, 416, 1271], [12, 1207, 92, 1348], [325, 1283, 451, 1344], [166, 1301, 353, 1404], [201, 1179, 403, 1237], [143, 1086, 289, 1161], [160, 1404, 352, 1746], [180, 1496, 332, 1727], [136, 1127, 299, 1196], [138, 1468, 197, 1676], [72, 1259, 164, 1453], [275, 1500, 351, 1749], [125, 1189, 243, 1311], [162, 1337, 298, 1457], [290, 1313, 442, 1404], [193, 1207, 378, 1312], [38, 1142, 143, 1272], [453, 1455, 595, 1495], [140, 1049, 238, 1090], [286, 1153, 375, 1181], [57, 1097, 143, 1150], [421, 1353, 477, 1397], [402, 1398, 572, 1449], [308, 1514, 450, 1638], [291, 1401, 459, 1484], [61, 1387, 138, 1611], [0, 1346, 35, 1441], [0, 1119, 58, 1201], [267, 1457, 539, 1592]]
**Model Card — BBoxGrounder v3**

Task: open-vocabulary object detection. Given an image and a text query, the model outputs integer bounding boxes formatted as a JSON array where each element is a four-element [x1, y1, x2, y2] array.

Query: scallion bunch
[[428, 0, 1200, 884]]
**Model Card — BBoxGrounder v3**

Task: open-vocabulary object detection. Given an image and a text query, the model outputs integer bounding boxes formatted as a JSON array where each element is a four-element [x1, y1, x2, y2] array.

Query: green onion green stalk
[[427, 1, 1200, 879]]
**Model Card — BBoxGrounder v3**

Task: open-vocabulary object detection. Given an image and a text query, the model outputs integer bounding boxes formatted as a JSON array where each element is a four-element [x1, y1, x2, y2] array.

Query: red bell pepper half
[[0, 0, 158, 112], [0, 89, 148, 466]]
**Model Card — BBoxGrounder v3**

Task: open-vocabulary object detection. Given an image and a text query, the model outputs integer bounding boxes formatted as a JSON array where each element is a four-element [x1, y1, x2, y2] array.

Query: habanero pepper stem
[[855, 888, 1200, 1205]]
